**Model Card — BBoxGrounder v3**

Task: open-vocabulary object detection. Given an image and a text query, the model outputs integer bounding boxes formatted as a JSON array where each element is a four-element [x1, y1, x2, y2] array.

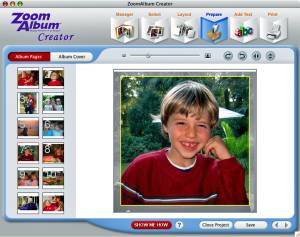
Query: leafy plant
[[221, 121, 249, 172]]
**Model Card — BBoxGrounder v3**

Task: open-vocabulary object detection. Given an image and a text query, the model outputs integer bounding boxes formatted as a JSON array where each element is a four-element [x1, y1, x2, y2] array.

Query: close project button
[[51, 52, 93, 62], [131, 221, 172, 230], [8, 52, 50, 61]]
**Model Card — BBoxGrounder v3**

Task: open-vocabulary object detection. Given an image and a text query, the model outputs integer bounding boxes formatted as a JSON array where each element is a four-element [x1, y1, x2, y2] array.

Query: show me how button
[[50, 52, 93, 62], [199, 221, 233, 230]]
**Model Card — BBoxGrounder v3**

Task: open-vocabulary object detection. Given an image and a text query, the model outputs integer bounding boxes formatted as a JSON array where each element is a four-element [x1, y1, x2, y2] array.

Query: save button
[[234, 221, 267, 229]]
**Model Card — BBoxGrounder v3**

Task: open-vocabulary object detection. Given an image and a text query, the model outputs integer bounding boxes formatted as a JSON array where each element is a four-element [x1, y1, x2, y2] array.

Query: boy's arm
[[121, 161, 139, 205], [216, 158, 249, 205]]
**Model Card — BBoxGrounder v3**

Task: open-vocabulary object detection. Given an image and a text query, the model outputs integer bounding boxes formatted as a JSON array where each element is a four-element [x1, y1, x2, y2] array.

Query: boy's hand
[[203, 136, 232, 160]]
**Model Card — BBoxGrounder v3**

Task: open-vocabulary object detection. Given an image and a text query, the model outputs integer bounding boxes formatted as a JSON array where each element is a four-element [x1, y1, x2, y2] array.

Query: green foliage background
[[121, 76, 250, 180]]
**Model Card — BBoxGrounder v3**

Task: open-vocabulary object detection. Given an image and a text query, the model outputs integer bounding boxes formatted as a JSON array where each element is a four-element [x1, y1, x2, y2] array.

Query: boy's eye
[[197, 124, 208, 128], [176, 122, 186, 126]]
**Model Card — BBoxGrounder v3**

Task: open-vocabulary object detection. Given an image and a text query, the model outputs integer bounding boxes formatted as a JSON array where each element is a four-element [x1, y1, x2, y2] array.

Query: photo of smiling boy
[[121, 81, 248, 205]]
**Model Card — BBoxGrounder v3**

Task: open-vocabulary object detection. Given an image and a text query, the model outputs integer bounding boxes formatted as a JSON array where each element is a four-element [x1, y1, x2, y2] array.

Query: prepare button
[[50, 52, 93, 62], [131, 221, 172, 230], [234, 221, 267, 229], [200, 221, 233, 229]]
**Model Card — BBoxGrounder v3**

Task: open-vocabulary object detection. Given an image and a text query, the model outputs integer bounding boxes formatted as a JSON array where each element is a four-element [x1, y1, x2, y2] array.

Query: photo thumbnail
[[17, 92, 38, 114], [17, 193, 39, 214], [42, 118, 64, 138], [43, 143, 64, 164], [42, 193, 64, 214], [42, 168, 64, 189], [17, 143, 39, 164], [17, 118, 39, 138], [42, 93, 64, 113], [17, 68, 39, 88], [43, 67, 64, 88], [17, 168, 39, 189]]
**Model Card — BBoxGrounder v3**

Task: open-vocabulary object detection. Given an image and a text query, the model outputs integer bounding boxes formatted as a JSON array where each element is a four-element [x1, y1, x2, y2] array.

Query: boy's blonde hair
[[160, 81, 219, 137]]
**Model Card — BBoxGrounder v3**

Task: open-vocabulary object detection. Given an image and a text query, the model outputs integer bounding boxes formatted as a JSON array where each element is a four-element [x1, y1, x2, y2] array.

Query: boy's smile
[[164, 112, 211, 167]]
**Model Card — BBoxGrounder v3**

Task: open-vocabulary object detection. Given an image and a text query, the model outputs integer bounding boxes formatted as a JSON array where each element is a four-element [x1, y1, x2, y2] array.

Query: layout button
[[50, 52, 93, 62], [200, 221, 233, 229], [234, 221, 267, 229]]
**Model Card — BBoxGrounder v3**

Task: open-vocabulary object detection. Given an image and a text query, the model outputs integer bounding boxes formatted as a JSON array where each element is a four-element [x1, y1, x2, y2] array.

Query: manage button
[[234, 221, 267, 230], [200, 221, 233, 229]]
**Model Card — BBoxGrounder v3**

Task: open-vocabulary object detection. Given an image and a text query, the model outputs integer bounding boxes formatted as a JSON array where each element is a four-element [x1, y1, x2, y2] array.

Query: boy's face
[[164, 111, 211, 162], [50, 72, 58, 81]]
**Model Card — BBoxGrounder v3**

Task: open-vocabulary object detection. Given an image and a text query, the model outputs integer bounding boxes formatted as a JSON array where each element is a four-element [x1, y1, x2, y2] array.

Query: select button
[[234, 221, 267, 229]]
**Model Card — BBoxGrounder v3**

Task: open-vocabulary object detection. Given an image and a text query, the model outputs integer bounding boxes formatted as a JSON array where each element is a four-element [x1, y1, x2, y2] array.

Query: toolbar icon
[[224, 51, 233, 61], [266, 51, 275, 61], [200, 17, 228, 44], [252, 51, 261, 61], [238, 51, 247, 61], [141, 18, 169, 43], [260, 18, 287, 43], [171, 18, 198, 43], [111, 18, 138, 43], [230, 18, 258, 43]]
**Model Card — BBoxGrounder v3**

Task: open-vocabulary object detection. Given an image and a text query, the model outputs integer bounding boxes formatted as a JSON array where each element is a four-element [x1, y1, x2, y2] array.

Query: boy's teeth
[[182, 142, 197, 147]]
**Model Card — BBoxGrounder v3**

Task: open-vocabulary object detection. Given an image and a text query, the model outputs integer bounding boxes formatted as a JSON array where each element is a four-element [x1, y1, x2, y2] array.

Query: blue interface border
[[2, 45, 299, 234]]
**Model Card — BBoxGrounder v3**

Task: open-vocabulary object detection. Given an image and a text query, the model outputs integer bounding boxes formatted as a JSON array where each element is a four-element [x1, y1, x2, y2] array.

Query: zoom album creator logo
[[11, 12, 61, 31], [11, 12, 75, 41]]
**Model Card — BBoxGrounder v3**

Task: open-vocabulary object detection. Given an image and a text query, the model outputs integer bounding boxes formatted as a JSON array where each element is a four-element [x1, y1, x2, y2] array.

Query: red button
[[131, 221, 172, 230], [8, 52, 50, 62]]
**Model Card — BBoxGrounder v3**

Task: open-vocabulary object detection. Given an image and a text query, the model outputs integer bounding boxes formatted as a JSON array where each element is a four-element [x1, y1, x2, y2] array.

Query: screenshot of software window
[[0, 1, 299, 236]]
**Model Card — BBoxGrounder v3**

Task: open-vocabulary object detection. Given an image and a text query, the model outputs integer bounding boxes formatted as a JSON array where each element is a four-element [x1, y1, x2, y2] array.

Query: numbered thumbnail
[[17, 67, 39, 88], [43, 143, 64, 163], [42, 118, 64, 138], [42, 168, 64, 189], [18, 143, 39, 164], [18, 92, 38, 114], [17, 193, 39, 214], [17, 168, 39, 189], [43, 67, 64, 88], [43, 193, 64, 213], [42, 93, 64, 113], [17, 118, 39, 138]]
